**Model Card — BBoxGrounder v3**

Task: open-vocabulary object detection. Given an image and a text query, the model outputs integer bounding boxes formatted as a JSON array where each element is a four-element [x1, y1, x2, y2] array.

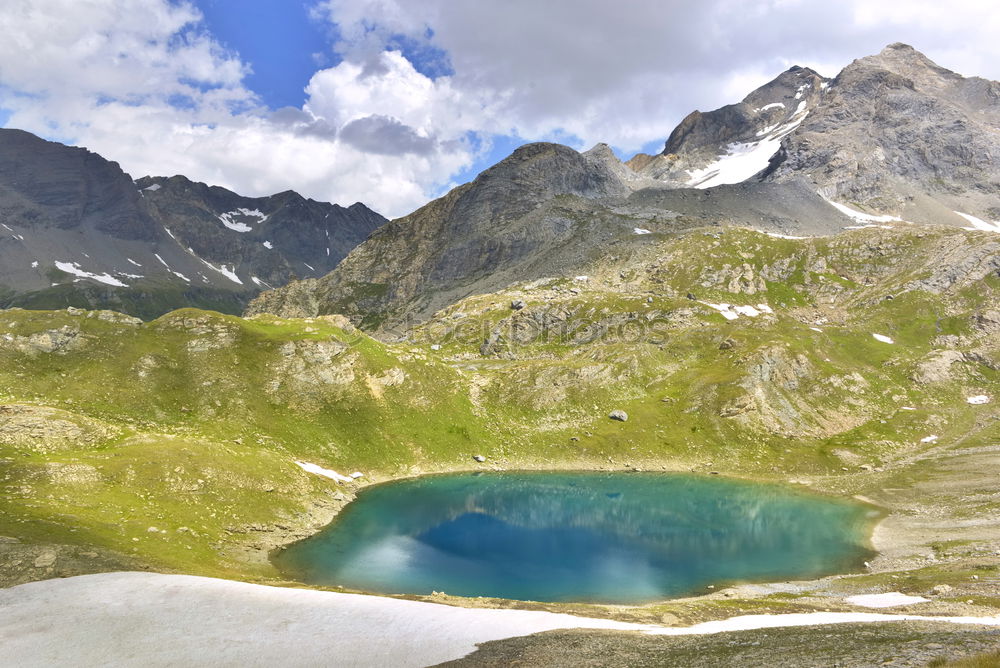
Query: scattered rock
[[510, 300, 525, 310], [609, 410, 628, 422], [932, 584, 953, 595], [718, 338, 736, 350], [472, 454, 486, 462], [33, 551, 56, 568]]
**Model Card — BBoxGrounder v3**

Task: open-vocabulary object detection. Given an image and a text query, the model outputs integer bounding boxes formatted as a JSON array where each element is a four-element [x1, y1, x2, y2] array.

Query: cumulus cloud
[[0, 1, 481, 217], [313, 0, 1000, 152], [339, 115, 435, 155], [1, 0, 999, 218]]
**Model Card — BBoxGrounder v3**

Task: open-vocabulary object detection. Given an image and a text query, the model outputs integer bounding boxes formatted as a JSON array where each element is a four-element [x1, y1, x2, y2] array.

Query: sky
[[1, 1, 999, 218]]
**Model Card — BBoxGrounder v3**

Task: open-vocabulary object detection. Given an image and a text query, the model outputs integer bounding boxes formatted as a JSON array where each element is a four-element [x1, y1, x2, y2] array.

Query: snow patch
[[871, 333, 894, 344], [574, 276, 589, 282], [251, 276, 274, 290], [700, 302, 739, 320], [127, 258, 142, 267], [142, 183, 161, 192], [954, 211, 1000, 233], [687, 103, 809, 189], [825, 199, 902, 224], [154, 254, 169, 268], [755, 102, 786, 113], [304, 262, 315, 271], [262, 241, 273, 249], [199, 260, 242, 285], [218, 208, 267, 233], [844, 593, 930, 609], [30, 261, 38, 268], [633, 228, 651, 235], [54, 261, 128, 287], [967, 395, 990, 405], [766, 232, 808, 240], [920, 435, 938, 444], [701, 302, 772, 321], [8, 572, 1000, 668], [294, 461, 352, 483], [172, 271, 190, 283], [809, 327, 822, 332]]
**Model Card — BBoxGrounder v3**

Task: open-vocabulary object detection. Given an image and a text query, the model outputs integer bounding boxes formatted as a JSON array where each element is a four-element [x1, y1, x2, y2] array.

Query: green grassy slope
[[1, 225, 997, 585]]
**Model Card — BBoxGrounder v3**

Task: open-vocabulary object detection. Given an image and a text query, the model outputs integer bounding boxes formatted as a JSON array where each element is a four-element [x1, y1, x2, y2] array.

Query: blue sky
[[197, 0, 331, 110], [1, 1, 998, 217]]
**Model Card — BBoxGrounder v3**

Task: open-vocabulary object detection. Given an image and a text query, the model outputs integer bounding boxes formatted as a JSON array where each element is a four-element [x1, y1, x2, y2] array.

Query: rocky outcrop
[[0, 405, 120, 453], [0, 325, 87, 355]]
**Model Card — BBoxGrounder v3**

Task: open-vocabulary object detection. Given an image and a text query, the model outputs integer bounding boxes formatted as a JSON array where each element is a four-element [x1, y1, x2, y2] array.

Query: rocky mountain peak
[[631, 64, 827, 187], [842, 42, 964, 93]]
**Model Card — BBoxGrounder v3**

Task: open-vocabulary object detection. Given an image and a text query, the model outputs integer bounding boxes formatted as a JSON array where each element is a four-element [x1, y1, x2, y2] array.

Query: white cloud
[[2, 0, 1000, 219], [0, 1, 481, 217], [313, 0, 1000, 152]]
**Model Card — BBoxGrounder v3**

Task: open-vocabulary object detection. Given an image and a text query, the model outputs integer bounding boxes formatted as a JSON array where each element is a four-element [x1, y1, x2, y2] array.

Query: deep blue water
[[273, 472, 877, 604]]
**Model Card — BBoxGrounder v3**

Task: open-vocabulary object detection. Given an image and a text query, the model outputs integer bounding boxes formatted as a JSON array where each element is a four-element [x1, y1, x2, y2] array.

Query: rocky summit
[[0, 129, 386, 319], [249, 44, 1000, 330]]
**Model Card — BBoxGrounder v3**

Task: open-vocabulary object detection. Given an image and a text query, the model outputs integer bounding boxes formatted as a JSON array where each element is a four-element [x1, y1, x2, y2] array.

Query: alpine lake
[[273, 472, 880, 604]]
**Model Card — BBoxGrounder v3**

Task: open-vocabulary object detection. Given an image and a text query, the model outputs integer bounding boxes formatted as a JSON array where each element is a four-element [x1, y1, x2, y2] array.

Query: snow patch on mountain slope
[[198, 259, 243, 285], [218, 208, 268, 233], [295, 461, 352, 482], [825, 199, 902, 224], [954, 211, 1000, 233], [54, 261, 128, 287], [687, 102, 809, 189]]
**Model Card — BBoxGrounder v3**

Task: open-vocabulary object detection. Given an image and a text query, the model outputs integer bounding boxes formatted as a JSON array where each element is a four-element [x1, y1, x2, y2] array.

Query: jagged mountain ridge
[[249, 43, 1000, 329], [633, 43, 1000, 225], [0, 129, 386, 318], [627, 66, 828, 188]]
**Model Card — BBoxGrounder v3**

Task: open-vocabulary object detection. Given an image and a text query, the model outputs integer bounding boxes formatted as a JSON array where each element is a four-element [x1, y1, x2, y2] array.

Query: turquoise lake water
[[273, 472, 877, 604]]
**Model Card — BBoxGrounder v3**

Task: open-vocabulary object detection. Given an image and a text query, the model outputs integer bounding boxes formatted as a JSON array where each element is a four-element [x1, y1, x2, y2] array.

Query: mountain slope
[[0, 129, 386, 318], [628, 65, 828, 188], [249, 43, 1000, 329], [3, 224, 999, 590], [247, 142, 647, 328], [633, 43, 1000, 227], [766, 43, 1000, 223]]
